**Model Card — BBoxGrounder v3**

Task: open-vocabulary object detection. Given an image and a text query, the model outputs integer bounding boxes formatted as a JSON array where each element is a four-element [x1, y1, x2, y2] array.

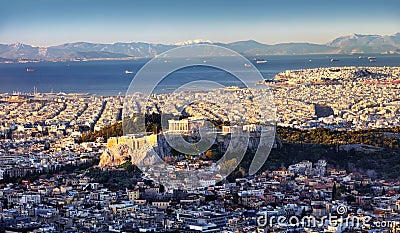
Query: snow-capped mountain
[[0, 33, 399, 61]]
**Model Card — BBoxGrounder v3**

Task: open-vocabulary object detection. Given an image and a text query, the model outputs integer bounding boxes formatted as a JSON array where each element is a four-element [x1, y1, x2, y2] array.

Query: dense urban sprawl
[[0, 66, 400, 232]]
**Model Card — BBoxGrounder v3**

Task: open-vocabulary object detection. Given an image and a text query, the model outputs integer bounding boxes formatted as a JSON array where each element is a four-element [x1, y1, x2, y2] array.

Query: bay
[[0, 54, 399, 96]]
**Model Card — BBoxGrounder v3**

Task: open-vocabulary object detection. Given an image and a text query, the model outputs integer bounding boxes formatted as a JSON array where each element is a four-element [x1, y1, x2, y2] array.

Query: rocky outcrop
[[99, 143, 152, 167], [99, 144, 132, 167]]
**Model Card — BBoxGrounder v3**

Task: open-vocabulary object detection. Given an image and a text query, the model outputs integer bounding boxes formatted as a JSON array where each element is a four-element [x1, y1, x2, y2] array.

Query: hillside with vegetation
[[79, 118, 400, 179], [277, 126, 400, 149]]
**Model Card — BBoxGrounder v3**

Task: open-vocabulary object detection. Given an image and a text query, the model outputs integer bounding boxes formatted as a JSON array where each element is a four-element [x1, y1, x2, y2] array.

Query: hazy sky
[[0, 0, 399, 46]]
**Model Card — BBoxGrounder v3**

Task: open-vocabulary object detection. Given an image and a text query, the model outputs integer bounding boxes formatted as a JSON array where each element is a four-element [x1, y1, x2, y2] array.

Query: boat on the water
[[330, 58, 339, 62], [253, 58, 267, 64], [125, 70, 134, 74], [368, 57, 376, 62], [26, 68, 36, 72]]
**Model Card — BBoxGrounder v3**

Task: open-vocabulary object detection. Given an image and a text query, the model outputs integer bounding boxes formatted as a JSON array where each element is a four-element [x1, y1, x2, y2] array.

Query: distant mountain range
[[1, 33, 399, 61]]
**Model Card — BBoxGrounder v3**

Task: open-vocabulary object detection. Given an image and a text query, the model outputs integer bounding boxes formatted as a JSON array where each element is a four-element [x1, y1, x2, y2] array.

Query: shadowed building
[[313, 104, 334, 118]]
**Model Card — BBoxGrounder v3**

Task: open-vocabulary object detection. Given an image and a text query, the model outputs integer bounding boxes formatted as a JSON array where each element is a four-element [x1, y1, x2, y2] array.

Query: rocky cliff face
[[99, 144, 132, 167], [99, 143, 152, 167], [99, 134, 282, 167]]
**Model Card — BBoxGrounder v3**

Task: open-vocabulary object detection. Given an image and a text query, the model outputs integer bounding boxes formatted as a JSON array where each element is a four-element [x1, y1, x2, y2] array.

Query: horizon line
[[1, 32, 399, 48]]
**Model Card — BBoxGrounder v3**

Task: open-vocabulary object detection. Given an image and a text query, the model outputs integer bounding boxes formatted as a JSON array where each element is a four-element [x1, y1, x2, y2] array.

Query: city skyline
[[2, 1, 400, 232], [0, 0, 398, 46]]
